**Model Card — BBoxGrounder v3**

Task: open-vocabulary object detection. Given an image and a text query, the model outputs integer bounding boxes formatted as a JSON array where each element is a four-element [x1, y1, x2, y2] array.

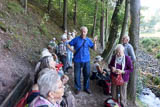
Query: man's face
[[81, 28, 88, 38], [122, 37, 128, 44]]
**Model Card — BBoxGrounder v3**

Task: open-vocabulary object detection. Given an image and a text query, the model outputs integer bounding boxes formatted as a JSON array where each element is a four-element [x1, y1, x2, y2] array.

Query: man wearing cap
[[48, 37, 58, 53], [67, 26, 97, 94]]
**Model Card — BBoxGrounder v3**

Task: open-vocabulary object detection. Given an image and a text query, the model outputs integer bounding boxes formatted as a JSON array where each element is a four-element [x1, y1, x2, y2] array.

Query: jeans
[[67, 51, 73, 67], [59, 55, 67, 72], [74, 61, 90, 91]]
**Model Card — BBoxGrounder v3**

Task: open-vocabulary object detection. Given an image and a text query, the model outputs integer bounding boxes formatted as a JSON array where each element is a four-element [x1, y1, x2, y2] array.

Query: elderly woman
[[29, 68, 64, 107], [34, 56, 68, 84], [109, 44, 133, 107]]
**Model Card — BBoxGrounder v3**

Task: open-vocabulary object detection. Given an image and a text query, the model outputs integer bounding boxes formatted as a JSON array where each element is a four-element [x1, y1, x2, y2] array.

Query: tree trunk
[[127, 0, 140, 105], [91, 0, 98, 37], [63, 0, 67, 31], [48, 0, 52, 13], [119, 0, 130, 43], [73, 0, 77, 26], [100, 0, 105, 49], [102, 0, 124, 63], [20, 0, 27, 14], [59, 0, 61, 11], [105, 1, 109, 43]]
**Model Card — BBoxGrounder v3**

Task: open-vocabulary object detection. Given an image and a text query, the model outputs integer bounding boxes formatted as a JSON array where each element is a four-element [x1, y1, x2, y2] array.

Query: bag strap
[[74, 39, 86, 57]]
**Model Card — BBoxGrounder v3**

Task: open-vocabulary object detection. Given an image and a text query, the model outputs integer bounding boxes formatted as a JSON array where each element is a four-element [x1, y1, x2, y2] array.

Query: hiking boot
[[84, 89, 91, 94], [75, 90, 80, 95]]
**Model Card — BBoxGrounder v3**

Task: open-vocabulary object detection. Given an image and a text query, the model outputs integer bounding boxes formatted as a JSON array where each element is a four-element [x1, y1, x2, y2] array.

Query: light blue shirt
[[123, 43, 136, 61], [69, 36, 94, 63]]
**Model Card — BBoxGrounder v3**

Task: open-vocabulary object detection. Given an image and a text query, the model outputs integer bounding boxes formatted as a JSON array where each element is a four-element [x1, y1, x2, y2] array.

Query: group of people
[[19, 30, 78, 107], [48, 30, 77, 73], [18, 26, 135, 107], [91, 36, 135, 107]]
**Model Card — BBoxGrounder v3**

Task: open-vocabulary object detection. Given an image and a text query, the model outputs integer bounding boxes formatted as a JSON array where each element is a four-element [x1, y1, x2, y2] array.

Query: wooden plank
[[0, 73, 32, 107]]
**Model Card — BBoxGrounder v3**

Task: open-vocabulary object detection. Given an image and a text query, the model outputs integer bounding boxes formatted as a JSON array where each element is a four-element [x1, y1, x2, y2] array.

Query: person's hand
[[61, 75, 69, 84], [112, 67, 116, 73], [116, 69, 125, 74], [102, 72, 106, 76], [93, 35, 98, 43]]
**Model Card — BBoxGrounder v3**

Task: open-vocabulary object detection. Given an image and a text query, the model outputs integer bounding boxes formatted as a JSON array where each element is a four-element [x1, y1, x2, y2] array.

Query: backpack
[[97, 69, 111, 95], [15, 90, 40, 107], [98, 80, 111, 95], [14, 92, 29, 107], [104, 98, 121, 107]]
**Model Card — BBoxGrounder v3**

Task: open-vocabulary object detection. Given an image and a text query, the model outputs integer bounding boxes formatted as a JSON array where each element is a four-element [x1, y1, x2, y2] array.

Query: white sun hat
[[53, 37, 56, 41], [95, 55, 103, 62], [61, 34, 67, 40]]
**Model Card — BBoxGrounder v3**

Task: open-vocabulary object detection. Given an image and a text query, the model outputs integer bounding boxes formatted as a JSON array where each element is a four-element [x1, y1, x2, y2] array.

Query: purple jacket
[[109, 55, 133, 82]]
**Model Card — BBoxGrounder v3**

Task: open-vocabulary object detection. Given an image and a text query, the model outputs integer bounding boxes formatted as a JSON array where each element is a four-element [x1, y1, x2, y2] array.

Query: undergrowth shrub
[[4, 40, 12, 50], [153, 76, 160, 85], [7, 1, 24, 14], [156, 53, 160, 59], [136, 69, 143, 96]]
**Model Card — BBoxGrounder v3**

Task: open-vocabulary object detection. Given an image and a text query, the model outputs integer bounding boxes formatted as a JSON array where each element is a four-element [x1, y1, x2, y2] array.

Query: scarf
[[115, 55, 125, 71]]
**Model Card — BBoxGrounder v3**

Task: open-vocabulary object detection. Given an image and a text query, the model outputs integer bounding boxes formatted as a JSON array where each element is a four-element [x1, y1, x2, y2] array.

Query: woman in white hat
[[90, 55, 106, 80]]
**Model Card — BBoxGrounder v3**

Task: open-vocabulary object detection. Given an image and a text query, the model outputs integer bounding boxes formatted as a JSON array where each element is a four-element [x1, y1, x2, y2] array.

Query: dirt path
[[66, 64, 110, 107]]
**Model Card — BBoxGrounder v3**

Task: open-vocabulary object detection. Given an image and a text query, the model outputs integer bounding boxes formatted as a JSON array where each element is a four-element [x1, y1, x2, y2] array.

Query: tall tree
[[63, 0, 67, 31], [73, 0, 77, 26], [59, 0, 61, 11], [119, 0, 130, 43], [100, 0, 105, 49], [127, 0, 140, 105], [102, 0, 124, 63], [91, 0, 99, 37], [105, 0, 109, 43], [20, 0, 27, 13], [47, 0, 52, 13]]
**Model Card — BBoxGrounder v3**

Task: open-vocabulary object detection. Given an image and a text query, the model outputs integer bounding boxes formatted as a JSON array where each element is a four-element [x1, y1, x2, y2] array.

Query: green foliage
[[0, 21, 7, 32], [4, 40, 12, 50], [136, 70, 143, 96], [141, 38, 154, 47], [153, 76, 160, 85], [0, 11, 8, 18], [39, 24, 48, 36], [39, 13, 50, 36], [7, 1, 24, 14], [32, 27, 41, 36], [140, 37, 160, 54], [146, 46, 152, 52], [156, 52, 160, 59]]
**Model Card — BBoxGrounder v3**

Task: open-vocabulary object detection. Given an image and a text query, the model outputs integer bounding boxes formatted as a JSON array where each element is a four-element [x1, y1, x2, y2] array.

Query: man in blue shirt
[[68, 26, 97, 94]]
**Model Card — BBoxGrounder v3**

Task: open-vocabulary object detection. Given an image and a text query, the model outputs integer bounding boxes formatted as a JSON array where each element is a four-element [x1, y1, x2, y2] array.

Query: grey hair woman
[[109, 44, 133, 107], [34, 56, 56, 83], [30, 68, 64, 107]]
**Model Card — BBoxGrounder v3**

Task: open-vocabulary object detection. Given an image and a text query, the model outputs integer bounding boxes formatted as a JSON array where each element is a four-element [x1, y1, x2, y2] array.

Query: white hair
[[80, 26, 88, 32], [37, 68, 60, 97], [35, 56, 54, 72], [41, 48, 52, 58], [61, 34, 67, 40], [122, 35, 130, 41], [115, 44, 125, 52]]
